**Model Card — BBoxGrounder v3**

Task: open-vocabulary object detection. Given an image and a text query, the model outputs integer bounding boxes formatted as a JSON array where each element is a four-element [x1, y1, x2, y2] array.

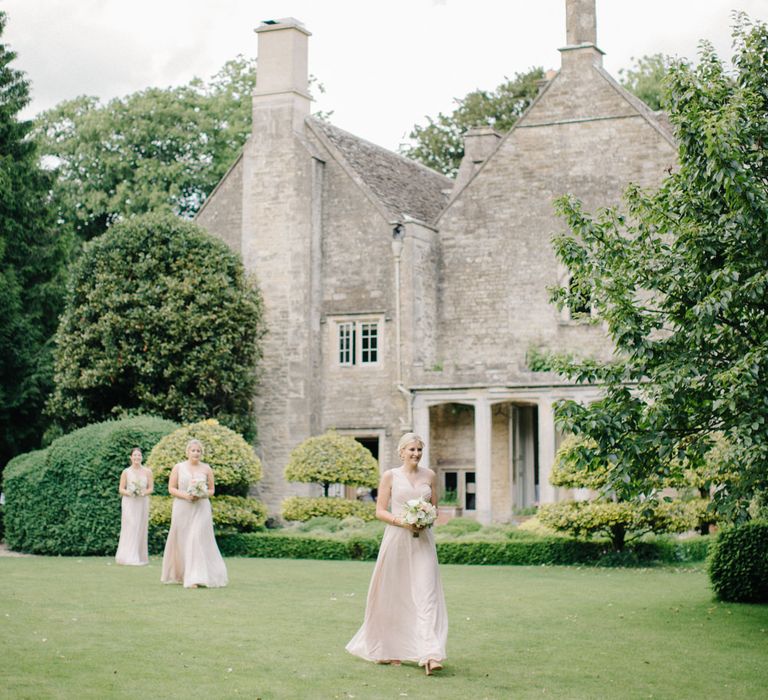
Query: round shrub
[[708, 521, 768, 603], [284, 431, 379, 495], [281, 496, 376, 522], [148, 494, 267, 553], [434, 517, 483, 536], [2, 415, 178, 555], [46, 211, 265, 439], [147, 419, 262, 496]]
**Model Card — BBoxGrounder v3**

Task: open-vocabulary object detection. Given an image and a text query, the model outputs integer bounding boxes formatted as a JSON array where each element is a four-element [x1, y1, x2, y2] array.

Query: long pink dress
[[115, 467, 149, 566], [160, 463, 228, 588], [346, 467, 448, 665]]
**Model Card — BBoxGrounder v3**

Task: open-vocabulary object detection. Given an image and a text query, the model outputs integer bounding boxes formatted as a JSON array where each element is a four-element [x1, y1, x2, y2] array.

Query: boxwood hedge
[[213, 531, 710, 566], [708, 521, 768, 603], [3, 415, 178, 555]]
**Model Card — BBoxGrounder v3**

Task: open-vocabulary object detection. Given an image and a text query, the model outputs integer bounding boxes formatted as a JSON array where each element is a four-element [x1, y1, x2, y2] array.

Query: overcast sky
[[2, 0, 766, 152]]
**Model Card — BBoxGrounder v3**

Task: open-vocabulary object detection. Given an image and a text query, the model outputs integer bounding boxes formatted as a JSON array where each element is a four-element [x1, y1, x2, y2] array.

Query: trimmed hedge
[[148, 419, 262, 497], [3, 416, 178, 555], [213, 531, 711, 566], [708, 521, 768, 603], [281, 496, 376, 522], [148, 494, 267, 554]]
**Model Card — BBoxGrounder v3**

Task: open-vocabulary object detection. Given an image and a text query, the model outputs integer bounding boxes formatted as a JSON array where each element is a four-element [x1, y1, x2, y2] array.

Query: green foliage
[[433, 517, 483, 537], [550, 434, 610, 491], [33, 57, 257, 241], [708, 521, 768, 603], [284, 431, 379, 494], [214, 530, 709, 566], [400, 68, 544, 176], [0, 11, 69, 468], [147, 494, 266, 554], [547, 17, 768, 521], [539, 500, 708, 551], [2, 416, 178, 554], [281, 496, 376, 522], [147, 419, 262, 497], [46, 212, 265, 439], [618, 53, 672, 111]]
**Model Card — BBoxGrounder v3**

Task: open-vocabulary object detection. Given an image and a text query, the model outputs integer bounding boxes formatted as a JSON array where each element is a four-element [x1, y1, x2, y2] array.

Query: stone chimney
[[560, 0, 604, 70], [253, 17, 312, 132], [454, 126, 501, 191]]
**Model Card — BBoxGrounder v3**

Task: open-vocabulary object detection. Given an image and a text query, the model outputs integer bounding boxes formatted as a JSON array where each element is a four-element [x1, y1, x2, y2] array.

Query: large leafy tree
[[0, 11, 68, 467], [547, 15, 768, 522], [618, 53, 671, 111], [400, 68, 544, 177], [46, 212, 265, 440], [33, 57, 257, 242]]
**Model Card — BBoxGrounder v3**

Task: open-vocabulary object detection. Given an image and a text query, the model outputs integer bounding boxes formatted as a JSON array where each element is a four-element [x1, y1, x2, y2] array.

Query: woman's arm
[[144, 467, 154, 496], [168, 464, 191, 501], [428, 469, 439, 508], [118, 470, 129, 496], [375, 471, 399, 525], [205, 465, 215, 497]]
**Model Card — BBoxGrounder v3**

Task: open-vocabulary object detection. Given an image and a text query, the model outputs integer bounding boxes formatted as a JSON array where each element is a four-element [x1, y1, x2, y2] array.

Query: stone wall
[[434, 55, 677, 388]]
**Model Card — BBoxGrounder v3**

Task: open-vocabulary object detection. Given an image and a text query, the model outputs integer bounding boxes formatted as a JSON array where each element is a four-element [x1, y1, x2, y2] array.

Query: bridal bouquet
[[401, 498, 437, 538], [187, 479, 209, 499], [126, 481, 144, 497]]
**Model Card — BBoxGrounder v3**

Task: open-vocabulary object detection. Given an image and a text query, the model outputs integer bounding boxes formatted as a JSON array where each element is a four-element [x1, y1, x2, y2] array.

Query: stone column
[[474, 397, 493, 524], [412, 396, 431, 469], [537, 396, 557, 504]]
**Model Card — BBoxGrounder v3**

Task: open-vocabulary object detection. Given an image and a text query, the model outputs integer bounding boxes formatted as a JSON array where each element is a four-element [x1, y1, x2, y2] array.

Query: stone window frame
[[330, 314, 384, 368]]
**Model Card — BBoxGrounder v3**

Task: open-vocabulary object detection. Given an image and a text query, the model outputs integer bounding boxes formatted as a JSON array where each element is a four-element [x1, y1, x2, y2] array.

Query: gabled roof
[[307, 117, 452, 224]]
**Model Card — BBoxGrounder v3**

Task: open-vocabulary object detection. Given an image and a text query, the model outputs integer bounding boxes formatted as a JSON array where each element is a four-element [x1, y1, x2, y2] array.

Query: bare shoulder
[[380, 469, 395, 485], [422, 467, 437, 480]]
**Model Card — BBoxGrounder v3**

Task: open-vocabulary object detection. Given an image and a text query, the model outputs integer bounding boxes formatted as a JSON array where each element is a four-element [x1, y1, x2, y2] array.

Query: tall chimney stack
[[253, 18, 312, 131], [560, 0, 603, 69]]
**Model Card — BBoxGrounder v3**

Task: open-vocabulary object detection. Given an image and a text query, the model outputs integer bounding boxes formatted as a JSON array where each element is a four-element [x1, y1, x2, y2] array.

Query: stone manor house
[[196, 0, 677, 522]]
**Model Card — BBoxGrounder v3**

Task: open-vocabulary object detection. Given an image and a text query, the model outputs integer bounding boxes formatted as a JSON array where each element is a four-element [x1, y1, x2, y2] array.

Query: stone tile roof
[[307, 117, 452, 224]]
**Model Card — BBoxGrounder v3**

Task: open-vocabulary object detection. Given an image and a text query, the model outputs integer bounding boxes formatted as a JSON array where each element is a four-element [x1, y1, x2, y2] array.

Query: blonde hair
[[186, 438, 204, 456], [397, 432, 424, 453]]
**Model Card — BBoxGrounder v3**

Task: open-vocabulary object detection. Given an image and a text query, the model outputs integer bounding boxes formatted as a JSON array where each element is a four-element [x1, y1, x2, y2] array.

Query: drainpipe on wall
[[392, 223, 413, 431]]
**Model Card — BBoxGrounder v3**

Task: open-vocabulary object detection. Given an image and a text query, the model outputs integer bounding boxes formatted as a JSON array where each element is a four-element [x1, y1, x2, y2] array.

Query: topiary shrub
[[538, 499, 706, 551], [708, 521, 768, 603], [281, 496, 376, 522], [46, 211, 265, 440], [147, 419, 262, 497], [2, 415, 178, 554], [148, 494, 267, 554], [284, 431, 379, 496]]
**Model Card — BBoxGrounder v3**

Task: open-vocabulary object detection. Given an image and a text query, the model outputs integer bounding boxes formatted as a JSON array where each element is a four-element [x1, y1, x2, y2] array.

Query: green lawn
[[2, 557, 767, 699]]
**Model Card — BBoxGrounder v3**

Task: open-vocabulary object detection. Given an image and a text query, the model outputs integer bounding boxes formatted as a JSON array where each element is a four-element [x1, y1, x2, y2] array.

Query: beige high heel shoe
[[425, 659, 443, 676]]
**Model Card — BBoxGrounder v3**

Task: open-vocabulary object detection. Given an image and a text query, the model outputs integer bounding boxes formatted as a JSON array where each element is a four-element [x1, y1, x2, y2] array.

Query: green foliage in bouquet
[[708, 521, 768, 603], [281, 496, 376, 523], [284, 431, 379, 496], [2, 416, 178, 554], [46, 211, 265, 440], [147, 419, 262, 497], [148, 494, 267, 554]]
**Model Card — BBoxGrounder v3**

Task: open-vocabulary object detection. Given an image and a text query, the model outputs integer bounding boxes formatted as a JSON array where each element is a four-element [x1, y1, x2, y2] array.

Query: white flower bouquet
[[401, 497, 438, 538], [126, 480, 144, 497], [187, 479, 209, 499]]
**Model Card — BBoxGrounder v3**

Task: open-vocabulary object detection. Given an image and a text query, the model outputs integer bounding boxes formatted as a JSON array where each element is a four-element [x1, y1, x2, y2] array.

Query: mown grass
[[2, 556, 767, 699]]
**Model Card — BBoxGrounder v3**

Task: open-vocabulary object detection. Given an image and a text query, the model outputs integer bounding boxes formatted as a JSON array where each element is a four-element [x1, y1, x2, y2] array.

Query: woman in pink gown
[[161, 439, 228, 588], [346, 433, 447, 675], [115, 447, 153, 565]]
